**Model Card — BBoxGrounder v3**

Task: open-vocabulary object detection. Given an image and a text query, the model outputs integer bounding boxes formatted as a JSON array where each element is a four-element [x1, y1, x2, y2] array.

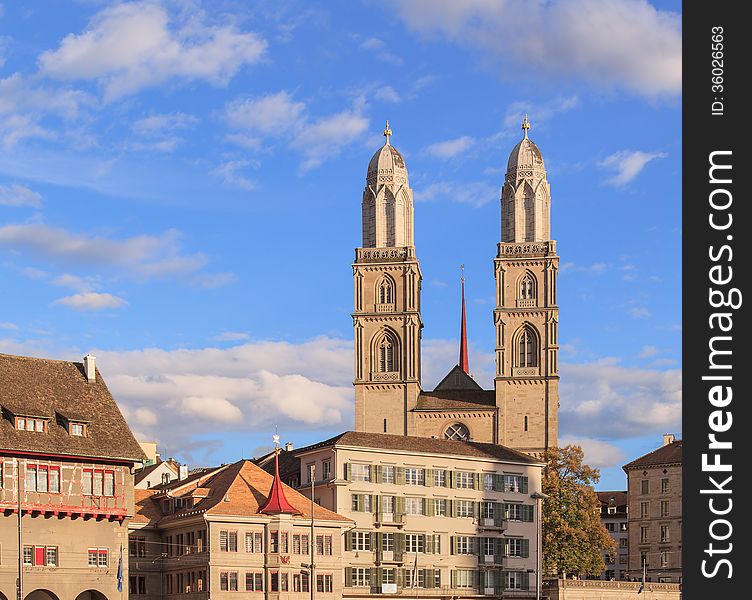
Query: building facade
[[0, 353, 145, 600], [128, 458, 352, 600], [596, 491, 628, 580], [353, 119, 559, 455], [622, 435, 682, 583], [293, 431, 544, 599]]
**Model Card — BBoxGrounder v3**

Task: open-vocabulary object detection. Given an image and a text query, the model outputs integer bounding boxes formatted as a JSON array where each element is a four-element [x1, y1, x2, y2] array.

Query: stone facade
[[542, 578, 680, 600], [294, 431, 544, 599], [596, 492, 629, 580], [353, 120, 559, 456], [622, 435, 682, 584]]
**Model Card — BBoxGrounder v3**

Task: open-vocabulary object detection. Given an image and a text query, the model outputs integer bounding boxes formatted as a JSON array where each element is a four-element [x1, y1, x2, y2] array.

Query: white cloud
[[559, 437, 625, 469], [559, 360, 681, 439], [503, 95, 579, 130], [374, 86, 402, 103], [415, 180, 497, 208], [560, 261, 608, 275], [52, 273, 98, 292], [598, 150, 667, 186], [0, 114, 55, 148], [130, 111, 197, 152], [627, 306, 651, 319], [638, 345, 658, 358], [292, 106, 369, 172], [0, 322, 18, 331], [391, 0, 681, 99], [212, 159, 257, 191], [0, 184, 43, 207], [212, 331, 251, 342], [53, 291, 127, 310], [423, 135, 475, 159], [38, 2, 267, 100], [225, 91, 305, 134]]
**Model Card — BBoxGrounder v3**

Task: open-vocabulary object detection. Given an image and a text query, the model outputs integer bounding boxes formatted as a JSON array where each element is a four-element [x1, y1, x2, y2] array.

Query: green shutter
[[521, 476, 529, 494], [371, 495, 378, 513], [449, 499, 456, 517], [374, 465, 382, 484], [395, 496, 405, 516], [450, 471, 457, 488], [521, 538, 530, 558], [395, 467, 405, 485], [522, 504, 534, 522], [451, 536, 457, 555], [425, 498, 434, 517], [375, 532, 382, 560], [472, 537, 479, 556], [425, 468, 434, 486], [376, 568, 383, 586], [345, 531, 352, 551], [521, 571, 530, 590], [370, 568, 378, 588], [394, 533, 405, 562], [344, 463, 352, 481], [345, 567, 353, 587], [451, 570, 457, 589], [397, 568, 404, 588], [496, 473, 504, 492], [474, 472, 481, 490], [423, 569, 433, 588]]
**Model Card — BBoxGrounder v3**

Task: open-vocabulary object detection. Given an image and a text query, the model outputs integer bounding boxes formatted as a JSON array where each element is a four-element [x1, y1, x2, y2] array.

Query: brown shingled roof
[[137, 460, 350, 525], [415, 390, 496, 410], [623, 440, 682, 470], [297, 431, 541, 465], [132, 489, 162, 525], [0, 353, 146, 463]]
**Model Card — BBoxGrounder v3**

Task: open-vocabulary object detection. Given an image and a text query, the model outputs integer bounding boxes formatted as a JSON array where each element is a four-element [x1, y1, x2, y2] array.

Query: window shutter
[[494, 503, 504, 528], [449, 499, 456, 517], [434, 535, 441, 554], [370, 568, 378, 589], [521, 571, 530, 590], [450, 471, 457, 488], [423, 569, 433, 588], [474, 472, 481, 490], [522, 504, 534, 522], [425, 534, 434, 554], [495, 538, 504, 560], [376, 568, 383, 587], [345, 531, 352, 551], [503, 538, 510, 557], [422, 497, 429, 516], [395, 533, 405, 561], [425, 468, 434, 486], [396, 467, 405, 485], [345, 567, 353, 587], [451, 570, 457, 589], [374, 465, 381, 484], [451, 536, 457, 555], [472, 537, 480, 556], [375, 532, 383, 560], [521, 538, 530, 558], [344, 463, 352, 481], [397, 568, 404, 588], [395, 495, 405, 516], [521, 476, 529, 494], [474, 501, 480, 519], [425, 498, 434, 517], [371, 495, 378, 513], [496, 473, 505, 491]]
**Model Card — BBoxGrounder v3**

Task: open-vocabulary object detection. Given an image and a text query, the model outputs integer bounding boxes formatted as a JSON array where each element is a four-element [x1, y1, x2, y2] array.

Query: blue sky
[[0, 0, 682, 490]]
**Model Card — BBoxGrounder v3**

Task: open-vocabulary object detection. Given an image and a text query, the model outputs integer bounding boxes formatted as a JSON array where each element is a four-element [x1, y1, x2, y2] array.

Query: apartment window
[[620, 522, 628, 532], [405, 534, 424, 553], [434, 469, 446, 487], [270, 531, 279, 553], [641, 479, 649, 495], [455, 570, 476, 588], [293, 534, 303, 554], [434, 498, 447, 516], [382, 533, 394, 552], [220, 530, 238, 552], [382, 568, 396, 584], [24, 546, 57, 566], [605, 554, 615, 565], [381, 495, 394, 515], [456, 471, 475, 489], [352, 531, 371, 551], [505, 503, 522, 521], [352, 493, 372, 512], [620, 538, 628, 548], [381, 465, 395, 484], [483, 537, 496, 557], [483, 473, 496, 491], [16, 417, 47, 432], [317, 574, 333, 593], [504, 475, 524, 492], [351, 464, 371, 482], [456, 536, 474, 554], [405, 467, 425, 486], [220, 571, 238, 591], [660, 551, 669, 568], [482, 502, 495, 520], [130, 536, 146, 557], [294, 573, 310, 593], [70, 422, 85, 436], [280, 532, 289, 553], [306, 462, 315, 483], [404, 568, 425, 589], [608, 506, 616, 514], [640, 526, 649, 544], [82, 468, 115, 496], [129, 575, 147, 595], [661, 500, 670, 517], [640, 501, 649, 518], [351, 567, 371, 587], [404, 497, 423, 515], [660, 525, 670, 543], [619, 554, 628, 564], [23, 547, 33, 565], [316, 535, 332, 555], [456, 500, 475, 518], [606, 522, 616, 532], [88, 548, 108, 567], [506, 538, 524, 557]]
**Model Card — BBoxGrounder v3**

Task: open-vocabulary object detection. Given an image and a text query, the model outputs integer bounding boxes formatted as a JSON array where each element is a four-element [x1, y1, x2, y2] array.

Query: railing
[[375, 512, 404, 526]]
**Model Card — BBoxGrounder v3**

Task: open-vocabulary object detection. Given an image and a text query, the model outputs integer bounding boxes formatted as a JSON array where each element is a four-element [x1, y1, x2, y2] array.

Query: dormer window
[[70, 422, 86, 436], [16, 417, 47, 432], [608, 506, 616, 514]]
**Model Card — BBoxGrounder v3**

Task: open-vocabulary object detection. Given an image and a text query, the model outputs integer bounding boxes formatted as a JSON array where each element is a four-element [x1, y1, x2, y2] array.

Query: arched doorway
[[74, 592, 108, 600], [25, 591, 61, 600]]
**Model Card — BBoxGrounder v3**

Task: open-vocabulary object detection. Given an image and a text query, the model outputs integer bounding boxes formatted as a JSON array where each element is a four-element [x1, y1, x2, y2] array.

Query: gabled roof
[[413, 365, 495, 411], [597, 491, 628, 514], [0, 353, 145, 463], [434, 365, 483, 391], [134, 460, 180, 486], [623, 440, 683, 471], [135, 459, 351, 526], [297, 431, 541, 465]]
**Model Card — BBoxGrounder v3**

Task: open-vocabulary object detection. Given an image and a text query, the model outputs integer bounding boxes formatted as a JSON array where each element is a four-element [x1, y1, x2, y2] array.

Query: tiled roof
[[132, 489, 162, 525], [0, 353, 145, 463], [135, 460, 351, 525], [134, 460, 179, 486], [415, 390, 496, 410], [623, 440, 683, 470], [598, 490, 628, 513], [297, 431, 541, 465]]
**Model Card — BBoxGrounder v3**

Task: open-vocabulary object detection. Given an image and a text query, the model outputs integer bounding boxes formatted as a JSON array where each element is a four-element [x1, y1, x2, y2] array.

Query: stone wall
[[543, 578, 681, 600]]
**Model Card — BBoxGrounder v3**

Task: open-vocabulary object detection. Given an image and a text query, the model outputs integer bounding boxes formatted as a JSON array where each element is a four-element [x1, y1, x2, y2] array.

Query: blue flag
[[117, 544, 123, 592]]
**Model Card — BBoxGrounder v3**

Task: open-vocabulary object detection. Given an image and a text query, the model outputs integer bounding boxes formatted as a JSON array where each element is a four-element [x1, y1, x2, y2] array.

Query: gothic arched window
[[378, 277, 394, 305], [519, 272, 536, 301], [378, 336, 395, 372], [517, 327, 538, 367], [444, 423, 470, 441]]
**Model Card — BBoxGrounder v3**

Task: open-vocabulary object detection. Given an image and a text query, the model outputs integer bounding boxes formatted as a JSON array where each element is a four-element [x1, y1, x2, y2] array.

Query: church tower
[[494, 116, 559, 455], [353, 122, 422, 436]]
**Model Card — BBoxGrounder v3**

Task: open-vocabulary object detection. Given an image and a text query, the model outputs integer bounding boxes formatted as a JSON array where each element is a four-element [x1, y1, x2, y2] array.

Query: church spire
[[459, 265, 469, 374], [521, 113, 530, 138], [383, 119, 392, 145], [259, 434, 300, 515]]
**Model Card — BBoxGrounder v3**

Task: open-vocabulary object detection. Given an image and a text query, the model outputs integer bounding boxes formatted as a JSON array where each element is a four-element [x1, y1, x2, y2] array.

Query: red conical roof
[[259, 449, 301, 515], [459, 274, 469, 374]]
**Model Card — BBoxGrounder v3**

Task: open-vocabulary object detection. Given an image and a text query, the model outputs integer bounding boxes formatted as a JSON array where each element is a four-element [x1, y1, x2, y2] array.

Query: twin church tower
[[352, 118, 559, 456]]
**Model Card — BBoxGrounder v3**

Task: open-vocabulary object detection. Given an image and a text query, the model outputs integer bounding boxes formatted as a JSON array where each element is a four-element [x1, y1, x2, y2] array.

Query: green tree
[[541, 445, 616, 577]]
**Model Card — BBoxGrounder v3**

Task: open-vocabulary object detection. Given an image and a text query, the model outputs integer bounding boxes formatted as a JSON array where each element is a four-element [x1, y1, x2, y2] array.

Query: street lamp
[[530, 491, 549, 600]]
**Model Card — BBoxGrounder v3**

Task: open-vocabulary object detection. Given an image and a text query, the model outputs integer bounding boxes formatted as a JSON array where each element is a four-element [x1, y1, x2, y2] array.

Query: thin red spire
[[259, 447, 300, 515], [459, 265, 469, 374]]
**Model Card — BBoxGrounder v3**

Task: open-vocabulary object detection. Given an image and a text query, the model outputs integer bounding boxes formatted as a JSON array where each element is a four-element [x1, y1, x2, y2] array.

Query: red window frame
[[82, 468, 116, 497]]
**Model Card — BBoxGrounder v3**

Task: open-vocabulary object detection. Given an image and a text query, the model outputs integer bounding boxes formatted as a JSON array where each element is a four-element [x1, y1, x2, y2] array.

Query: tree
[[541, 445, 616, 578]]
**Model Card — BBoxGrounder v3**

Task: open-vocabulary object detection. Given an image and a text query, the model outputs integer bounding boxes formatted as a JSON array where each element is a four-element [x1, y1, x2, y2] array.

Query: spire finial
[[522, 114, 530, 138], [459, 265, 469, 374], [383, 119, 392, 145]]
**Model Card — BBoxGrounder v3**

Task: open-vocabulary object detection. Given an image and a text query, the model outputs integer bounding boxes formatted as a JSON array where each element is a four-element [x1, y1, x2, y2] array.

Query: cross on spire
[[522, 114, 531, 138], [383, 119, 392, 145]]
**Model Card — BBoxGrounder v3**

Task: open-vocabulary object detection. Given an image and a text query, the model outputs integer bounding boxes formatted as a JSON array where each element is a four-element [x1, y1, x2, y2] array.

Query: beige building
[[291, 431, 544, 599], [353, 118, 559, 456], [128, 456, 352, 600], [596, 491, 628, 580], [0, 353, 146, 600], [622, 435, 682, 583]]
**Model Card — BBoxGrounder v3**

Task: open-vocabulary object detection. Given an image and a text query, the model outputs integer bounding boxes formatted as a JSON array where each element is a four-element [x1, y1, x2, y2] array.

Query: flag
[[411, 552, 418, 589], [117, 544, 123, 592], [637, 559, 646, 594]]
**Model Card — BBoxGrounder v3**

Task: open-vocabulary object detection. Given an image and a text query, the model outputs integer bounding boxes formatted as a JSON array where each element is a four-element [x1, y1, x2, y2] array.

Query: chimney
[[285, 442, 294, 452], [663, 433, 675, 446], [83, 354, 96, 383], [179, 465, 188, 480]]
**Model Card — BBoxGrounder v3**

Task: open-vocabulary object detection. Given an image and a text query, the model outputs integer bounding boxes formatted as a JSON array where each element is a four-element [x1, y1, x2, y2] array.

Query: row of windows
[[638, 500, 672, 518], [605, 521, 628, 532], [351, 495, 534, 521], [21, 546, 110, 568], [640, 478, 672, 495], [13, 416, 87, 436], [347, 568, 530, 591], [219, 530, 333, 555], [640, 524, 674, 544], [217, 571, 333, 593], [162, 530, 206, 556], [0, 463, 115, 496], [164, 570, 207, 594], [346, 464, 528, 492]]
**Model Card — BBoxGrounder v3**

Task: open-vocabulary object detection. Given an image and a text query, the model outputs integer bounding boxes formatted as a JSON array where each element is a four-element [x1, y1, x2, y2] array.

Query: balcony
[[375, 512, 404, 527], [479, 517, 507, 531]]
